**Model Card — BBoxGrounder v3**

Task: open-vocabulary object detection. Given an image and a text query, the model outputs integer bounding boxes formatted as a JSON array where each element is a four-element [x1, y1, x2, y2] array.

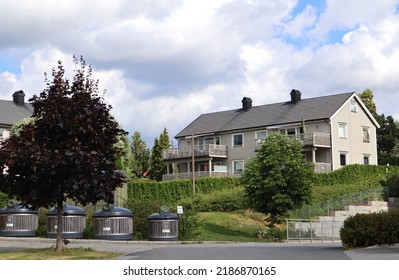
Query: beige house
[[162, 90, 380, 180]]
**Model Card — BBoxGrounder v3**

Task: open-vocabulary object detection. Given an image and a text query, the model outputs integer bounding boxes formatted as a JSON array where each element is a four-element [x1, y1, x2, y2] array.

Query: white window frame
[[255, 130, 267, 141], [362, 127, 370, 143], [232, 133, 244, 147], [232, 159, 244, 174], [338, 123, 347, 139], [350, 100, 357, 113]]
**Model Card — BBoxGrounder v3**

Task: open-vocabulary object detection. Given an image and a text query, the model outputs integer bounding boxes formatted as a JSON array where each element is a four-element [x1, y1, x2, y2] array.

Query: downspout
[[329, 117, 334, 171]]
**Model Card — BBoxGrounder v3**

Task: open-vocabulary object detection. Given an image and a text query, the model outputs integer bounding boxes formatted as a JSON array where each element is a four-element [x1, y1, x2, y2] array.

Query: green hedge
[[340, 211, 399, 248], [314, 164, 399, 186], [128, 177, 241, 204]]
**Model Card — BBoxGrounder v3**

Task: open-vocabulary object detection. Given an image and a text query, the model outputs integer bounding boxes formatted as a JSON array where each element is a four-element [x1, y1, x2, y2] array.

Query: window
[[232, 133, 243, 147], [362, 127, 370, 143], [256, 130, 267, 141], [338, 123, 347, 138], [350, 100, 357, 112], [198, 136, 221, 145], [340, 153, 347, 166], [363, 155, 370, 165], [233, 160, 244, 174]]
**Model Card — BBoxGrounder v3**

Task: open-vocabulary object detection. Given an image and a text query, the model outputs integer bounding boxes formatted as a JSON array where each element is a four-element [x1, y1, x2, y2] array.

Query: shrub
[[386, 175, 399, 197], [340, 211, 399, 249]]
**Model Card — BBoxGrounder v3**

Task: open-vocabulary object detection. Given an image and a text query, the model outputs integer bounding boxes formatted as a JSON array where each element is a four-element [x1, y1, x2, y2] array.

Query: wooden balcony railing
[[163, 144, 227, 160], [254, 132, 331, 151]]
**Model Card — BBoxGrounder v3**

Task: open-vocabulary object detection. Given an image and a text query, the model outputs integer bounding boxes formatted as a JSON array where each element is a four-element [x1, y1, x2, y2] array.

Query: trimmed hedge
[[128, 177, 241, 204], [340, 211, 399, 248]]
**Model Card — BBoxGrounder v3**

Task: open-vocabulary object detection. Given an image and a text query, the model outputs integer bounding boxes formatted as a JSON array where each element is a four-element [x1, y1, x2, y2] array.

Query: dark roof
[[176, 92, 356, 138], [0, 99, 33, 127]]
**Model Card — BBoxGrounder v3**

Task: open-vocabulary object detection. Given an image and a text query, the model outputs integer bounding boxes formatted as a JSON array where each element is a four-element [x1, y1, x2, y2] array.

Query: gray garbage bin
[[0, 201, 38, 237], [148, 206, 178, 241], [93, 205, 133, 240], [46, 205, 86, 238]]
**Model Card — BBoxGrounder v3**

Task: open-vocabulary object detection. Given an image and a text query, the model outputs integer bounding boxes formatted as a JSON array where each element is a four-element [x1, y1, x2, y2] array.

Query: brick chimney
[[290, 89, 301, 103], [13, 90, 25, 105], [241, 97, 252, 111]]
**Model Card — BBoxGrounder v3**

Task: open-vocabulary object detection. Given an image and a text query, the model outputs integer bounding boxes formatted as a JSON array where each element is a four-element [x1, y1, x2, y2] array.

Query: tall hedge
[[128, 177, 241, 204]]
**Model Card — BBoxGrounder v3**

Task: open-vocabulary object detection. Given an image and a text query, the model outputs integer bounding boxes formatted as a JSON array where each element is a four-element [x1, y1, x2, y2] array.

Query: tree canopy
[[0, 57, 126, 250], [241, 133, 314, 226]]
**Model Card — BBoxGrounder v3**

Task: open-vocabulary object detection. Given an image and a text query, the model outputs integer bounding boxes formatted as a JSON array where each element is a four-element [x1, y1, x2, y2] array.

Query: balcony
[[254, 132, 331, 151], [163, 144, 227, 160], [162, 171, 229, 181], [314, 162, 332, 172]]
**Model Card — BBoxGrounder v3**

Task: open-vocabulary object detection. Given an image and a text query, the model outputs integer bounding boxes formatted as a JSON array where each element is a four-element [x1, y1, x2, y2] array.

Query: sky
[[1, 0, 399, 147]]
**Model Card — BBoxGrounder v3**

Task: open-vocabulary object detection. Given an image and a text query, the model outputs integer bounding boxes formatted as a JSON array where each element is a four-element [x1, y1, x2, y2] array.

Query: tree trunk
[[55, 200, 64, 252]]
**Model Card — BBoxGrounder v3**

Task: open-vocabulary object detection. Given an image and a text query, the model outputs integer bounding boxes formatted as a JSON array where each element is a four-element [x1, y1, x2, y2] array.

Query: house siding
[[331, 97, 378, 169]]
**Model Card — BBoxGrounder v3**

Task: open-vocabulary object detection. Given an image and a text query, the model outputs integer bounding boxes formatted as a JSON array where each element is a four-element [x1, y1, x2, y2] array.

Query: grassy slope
[[195, 211, 271, 242]]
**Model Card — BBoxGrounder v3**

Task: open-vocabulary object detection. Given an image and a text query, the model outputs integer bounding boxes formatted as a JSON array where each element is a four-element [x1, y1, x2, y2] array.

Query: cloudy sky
[[1, 0, 399, 147]]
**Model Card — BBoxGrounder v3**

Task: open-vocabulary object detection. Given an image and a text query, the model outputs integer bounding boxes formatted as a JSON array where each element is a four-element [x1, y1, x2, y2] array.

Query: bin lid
[[94, 205, 132, 218], [47, 204, 86, 216], [0, 201, 38, 214], [148, 206, 178, 220]]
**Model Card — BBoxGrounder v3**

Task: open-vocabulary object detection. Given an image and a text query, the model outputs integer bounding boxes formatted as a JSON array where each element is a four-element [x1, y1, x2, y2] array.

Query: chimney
[[290, 89, 301, 103], [241, 97, 252, 111], [13, 90, 25, 105]]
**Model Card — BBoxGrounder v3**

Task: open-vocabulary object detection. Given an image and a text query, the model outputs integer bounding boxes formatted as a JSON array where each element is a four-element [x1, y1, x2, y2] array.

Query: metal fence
[[286, 218, 344, 242]]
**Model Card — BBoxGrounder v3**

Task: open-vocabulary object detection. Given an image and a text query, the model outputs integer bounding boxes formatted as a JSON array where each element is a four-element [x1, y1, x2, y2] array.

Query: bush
[[340, 211, 399, 249], [386, 175, 399, 197]]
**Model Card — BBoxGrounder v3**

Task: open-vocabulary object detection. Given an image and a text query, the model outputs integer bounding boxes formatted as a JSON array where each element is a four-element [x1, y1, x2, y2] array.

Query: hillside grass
[[195, 211, 270, 242]]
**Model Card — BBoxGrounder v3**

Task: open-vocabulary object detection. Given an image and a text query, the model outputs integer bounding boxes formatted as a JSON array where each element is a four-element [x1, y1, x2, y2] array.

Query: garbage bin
[[46, 204, 86, 238], [148, 206, 178, 241], [0, 201, 38, 237], [93, 205, 133, 240]]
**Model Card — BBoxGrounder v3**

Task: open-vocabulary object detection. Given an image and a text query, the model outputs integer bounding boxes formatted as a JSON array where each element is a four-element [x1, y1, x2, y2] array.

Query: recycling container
[[0, 201, 38, 237], [93, 205, 133, 240], [46, 204, 86, 238], [148, 206, 178, 241]]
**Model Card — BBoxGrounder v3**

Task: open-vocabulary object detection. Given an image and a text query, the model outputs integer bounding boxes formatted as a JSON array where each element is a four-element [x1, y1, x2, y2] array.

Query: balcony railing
[[314, 162, 331, 172], [162, 171, 229, 181], [254, 132, 331, 151], [163, 144, 227, 160]]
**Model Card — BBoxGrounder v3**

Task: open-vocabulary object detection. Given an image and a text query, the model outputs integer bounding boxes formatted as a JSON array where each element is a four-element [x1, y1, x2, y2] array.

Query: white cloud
[[2, 0, 399, 146]]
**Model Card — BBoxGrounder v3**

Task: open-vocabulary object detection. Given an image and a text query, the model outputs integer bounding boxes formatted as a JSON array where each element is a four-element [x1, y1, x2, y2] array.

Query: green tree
[[241, 133, 314, 226], [358, 89, 399, 165], [149, 128, 170, 181], [131, 131, 150, 178], [0, 57, 126, 251], [358, 88, 377, 117], [115, 133, 135, 179]]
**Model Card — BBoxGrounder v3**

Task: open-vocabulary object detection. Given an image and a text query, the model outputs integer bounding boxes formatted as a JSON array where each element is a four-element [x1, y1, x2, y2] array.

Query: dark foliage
[[0, 57, 126, 249], [340, 211, 399, 248]]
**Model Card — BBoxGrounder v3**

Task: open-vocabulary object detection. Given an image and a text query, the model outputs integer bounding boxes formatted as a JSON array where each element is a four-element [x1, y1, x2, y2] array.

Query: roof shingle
[[176, 92, 355, 138]]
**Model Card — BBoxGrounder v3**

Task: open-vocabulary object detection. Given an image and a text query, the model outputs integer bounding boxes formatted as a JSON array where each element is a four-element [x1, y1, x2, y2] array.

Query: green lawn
[[0, 247, 121, 260], [195, 211, 275, 242]]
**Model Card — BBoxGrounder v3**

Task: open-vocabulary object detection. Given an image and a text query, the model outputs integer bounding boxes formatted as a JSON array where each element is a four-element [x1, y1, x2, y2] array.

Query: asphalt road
[[1, 237, 399, 260]]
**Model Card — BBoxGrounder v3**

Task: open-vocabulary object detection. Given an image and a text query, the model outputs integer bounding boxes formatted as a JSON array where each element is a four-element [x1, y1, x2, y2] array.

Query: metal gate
[[286, 218, 344, 242]]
